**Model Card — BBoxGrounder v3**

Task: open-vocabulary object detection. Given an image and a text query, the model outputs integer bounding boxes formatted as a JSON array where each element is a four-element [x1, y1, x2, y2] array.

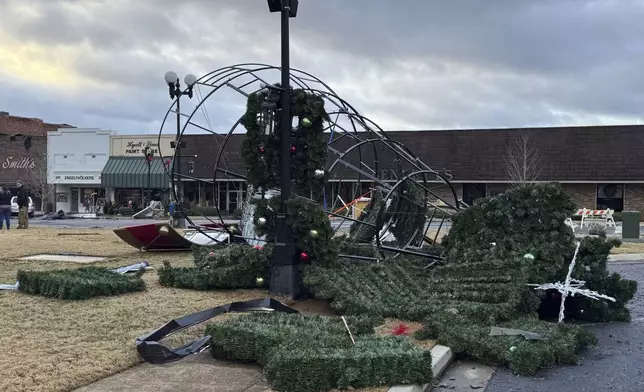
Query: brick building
[[179, 124, 644, 213], [0, 112, 74, 210]]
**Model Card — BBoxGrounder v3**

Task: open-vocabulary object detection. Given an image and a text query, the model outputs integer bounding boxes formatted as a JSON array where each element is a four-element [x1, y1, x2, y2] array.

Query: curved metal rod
[[374, 170, 460, 260], [155, 63, 463, 259]]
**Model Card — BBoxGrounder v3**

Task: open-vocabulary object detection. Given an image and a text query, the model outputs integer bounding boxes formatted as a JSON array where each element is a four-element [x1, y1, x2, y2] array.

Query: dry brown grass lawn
[[0, 227, 278, 392], [610, 240, 644, 254]]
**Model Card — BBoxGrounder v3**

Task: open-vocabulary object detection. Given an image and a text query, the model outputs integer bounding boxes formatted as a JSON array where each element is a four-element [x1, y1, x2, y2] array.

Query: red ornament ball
[[299, 252, 310, 262], [208, 251, 216, 257], [253, 245, 263, 250], [258, 146, 266, 154], [290, 145, 297, 153]]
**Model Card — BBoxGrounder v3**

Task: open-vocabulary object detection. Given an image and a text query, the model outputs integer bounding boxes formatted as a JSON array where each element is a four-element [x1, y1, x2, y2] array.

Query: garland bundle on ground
[[17, 267, 146, 300], [158, 244, 272, 290], [440, 183, 637, 322], [303, 183, 637, 377], [303, 256, 530, 323], [417, 313, 597, 376], [205, 312, 432, 392]]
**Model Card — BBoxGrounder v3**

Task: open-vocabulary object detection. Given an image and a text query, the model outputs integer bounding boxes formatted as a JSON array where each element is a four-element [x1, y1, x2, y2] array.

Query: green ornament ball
[[301, 117, 312, 127]]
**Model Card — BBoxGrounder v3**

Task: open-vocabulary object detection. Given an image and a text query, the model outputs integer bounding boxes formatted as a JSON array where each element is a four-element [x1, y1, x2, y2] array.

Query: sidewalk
[[72, 352, 268, 392]]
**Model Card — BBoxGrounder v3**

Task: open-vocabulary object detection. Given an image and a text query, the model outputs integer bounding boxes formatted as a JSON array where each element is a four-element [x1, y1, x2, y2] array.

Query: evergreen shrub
[[17, 267, 146, 300]]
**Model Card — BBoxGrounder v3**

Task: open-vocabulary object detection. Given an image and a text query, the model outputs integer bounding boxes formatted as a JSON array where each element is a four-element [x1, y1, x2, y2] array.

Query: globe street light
[[164, 71, 197, 228]]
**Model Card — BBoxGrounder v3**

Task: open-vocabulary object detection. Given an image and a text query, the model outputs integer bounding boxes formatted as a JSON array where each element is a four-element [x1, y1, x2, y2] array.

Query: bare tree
[[504, 131, 543, 187], [24, 155, 54, 212]]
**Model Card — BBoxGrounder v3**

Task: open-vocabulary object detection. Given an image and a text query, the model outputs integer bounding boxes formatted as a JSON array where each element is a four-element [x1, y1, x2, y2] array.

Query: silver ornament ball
[[310, 229, 319, 237], [509, 346, 518, 352], [314, 169, 325, 179], [255, 277, 264, 287], [258, 217, 267, 225]]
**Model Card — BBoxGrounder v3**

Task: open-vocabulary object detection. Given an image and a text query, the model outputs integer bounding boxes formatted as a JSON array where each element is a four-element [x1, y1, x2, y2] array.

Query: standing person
[[16, 180, 29, 229], [168, 199, 176, 227], [0, 186, 11, 231]]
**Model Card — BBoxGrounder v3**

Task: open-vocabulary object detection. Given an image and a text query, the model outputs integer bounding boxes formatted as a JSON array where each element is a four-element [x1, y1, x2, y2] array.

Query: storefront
[[102, 135, 176, 212], [0, 134, 47, 210], [101, 156, 173, 211], [47, 128, 112, 213]]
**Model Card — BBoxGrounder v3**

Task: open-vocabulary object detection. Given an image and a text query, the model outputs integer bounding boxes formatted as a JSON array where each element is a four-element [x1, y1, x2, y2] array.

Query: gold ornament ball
[[255, 277, 264, 287], [258, 217, 267, 225], [310, 229, 319, 237]]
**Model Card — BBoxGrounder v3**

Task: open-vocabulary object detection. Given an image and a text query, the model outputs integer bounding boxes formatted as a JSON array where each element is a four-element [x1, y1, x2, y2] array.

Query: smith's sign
[[2, 156, 36, 169]]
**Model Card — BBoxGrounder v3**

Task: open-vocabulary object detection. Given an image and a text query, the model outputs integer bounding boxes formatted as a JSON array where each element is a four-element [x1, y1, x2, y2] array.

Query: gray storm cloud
[[0, 0, 642, 133]]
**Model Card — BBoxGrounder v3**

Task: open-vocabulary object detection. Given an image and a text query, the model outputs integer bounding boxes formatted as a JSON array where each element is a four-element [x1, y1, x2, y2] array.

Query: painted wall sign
[[2, 156, 36, 170], [111, 136, 175, 157]]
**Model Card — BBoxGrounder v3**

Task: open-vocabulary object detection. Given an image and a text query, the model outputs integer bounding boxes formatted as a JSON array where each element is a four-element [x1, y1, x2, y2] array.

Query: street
[[2, 216, 453, 232], [484, 262, 644, 392]]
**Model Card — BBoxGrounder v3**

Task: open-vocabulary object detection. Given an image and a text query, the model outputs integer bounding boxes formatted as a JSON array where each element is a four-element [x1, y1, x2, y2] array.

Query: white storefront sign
[[111, 135, 175, 157], [53, 174, 102, 184]]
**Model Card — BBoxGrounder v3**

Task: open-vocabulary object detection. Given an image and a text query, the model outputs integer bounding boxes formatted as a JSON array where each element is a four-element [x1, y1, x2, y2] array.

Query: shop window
[[183, 182, 198, 205], [597, 184, 624, 212], [462, 183, 487, 206]]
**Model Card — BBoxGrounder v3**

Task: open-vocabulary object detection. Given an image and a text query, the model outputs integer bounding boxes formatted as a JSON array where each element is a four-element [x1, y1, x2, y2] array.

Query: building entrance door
[[70, 188, 79, 212]]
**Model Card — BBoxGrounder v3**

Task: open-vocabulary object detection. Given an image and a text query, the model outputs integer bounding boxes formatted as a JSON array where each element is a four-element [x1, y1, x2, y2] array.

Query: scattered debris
[[0, 282, 19, 290], [489, 326, 543, 341], [19, 254, 107, 263]]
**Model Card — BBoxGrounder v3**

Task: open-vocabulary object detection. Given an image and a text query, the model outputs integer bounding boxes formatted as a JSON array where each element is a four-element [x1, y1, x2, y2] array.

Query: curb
[[608, 254, 644, 262], [388, 345, 454, 392]]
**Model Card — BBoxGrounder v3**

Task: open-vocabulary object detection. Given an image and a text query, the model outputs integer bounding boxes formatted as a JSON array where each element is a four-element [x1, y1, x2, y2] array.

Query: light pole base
[[269, 214, 302, 297], [269, 264, 301, 298]]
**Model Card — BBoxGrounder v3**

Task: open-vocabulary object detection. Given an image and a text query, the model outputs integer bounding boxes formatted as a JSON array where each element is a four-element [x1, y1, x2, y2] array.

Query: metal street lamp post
[[267, 0, 300, 297], [143, 146, 154, 206], [164, 71, 197, 228]]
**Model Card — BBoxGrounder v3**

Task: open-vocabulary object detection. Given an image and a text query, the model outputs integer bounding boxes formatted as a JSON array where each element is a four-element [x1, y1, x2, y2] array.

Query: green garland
[[417, 313, 597, 376], [441, 183, 637, 322], [387, 180, 427, 246], [303, 257, 530, 323], [241, 87, 329, 197], [205, 312, 432, 392], [17, 267, 146, 300], [349, 191, 386, 243], [252, 196, 340, 264], [158, 244, 273, 290]]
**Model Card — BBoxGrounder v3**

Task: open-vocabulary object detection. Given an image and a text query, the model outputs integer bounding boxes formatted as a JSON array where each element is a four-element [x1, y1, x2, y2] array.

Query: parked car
[[11, 196, 35, 218]]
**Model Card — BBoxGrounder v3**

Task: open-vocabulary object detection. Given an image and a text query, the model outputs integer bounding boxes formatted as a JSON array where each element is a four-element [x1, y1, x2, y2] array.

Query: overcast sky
[[0, 0, 643, 135]]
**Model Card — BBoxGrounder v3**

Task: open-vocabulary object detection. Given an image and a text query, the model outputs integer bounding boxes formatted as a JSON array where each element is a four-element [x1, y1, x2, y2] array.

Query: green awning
[[101, 157, 172, 189]]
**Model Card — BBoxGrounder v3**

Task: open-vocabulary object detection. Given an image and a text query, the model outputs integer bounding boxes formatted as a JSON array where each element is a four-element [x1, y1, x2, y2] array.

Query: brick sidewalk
[[73, 352, 268, 392]]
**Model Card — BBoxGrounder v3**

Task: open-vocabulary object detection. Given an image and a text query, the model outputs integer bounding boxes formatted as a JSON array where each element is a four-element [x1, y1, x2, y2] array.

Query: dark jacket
[[17, 186, 29, 208], [0, 189, 11, 207]]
